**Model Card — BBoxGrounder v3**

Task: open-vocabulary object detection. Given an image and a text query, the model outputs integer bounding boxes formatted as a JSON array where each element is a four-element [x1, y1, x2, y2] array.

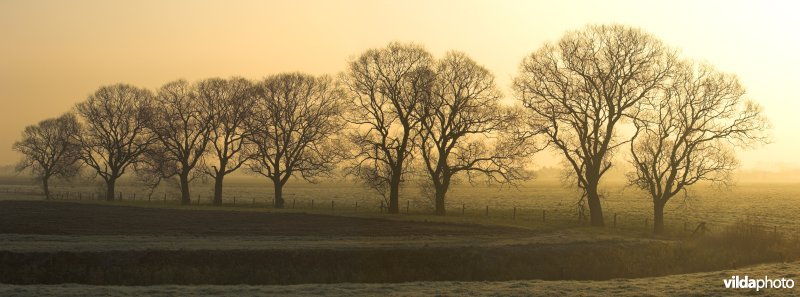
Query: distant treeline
[[12, 24, 768, 234]]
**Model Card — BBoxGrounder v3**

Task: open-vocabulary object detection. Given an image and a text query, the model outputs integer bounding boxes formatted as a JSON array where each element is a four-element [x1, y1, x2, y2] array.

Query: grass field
[[0, 260, 797, 296], [4, 174, 799, 236], [1, 174, 798, 295]]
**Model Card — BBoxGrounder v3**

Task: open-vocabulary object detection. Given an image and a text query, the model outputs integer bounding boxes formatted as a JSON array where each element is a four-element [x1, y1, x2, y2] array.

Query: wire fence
[[3, 184, 786, 238]]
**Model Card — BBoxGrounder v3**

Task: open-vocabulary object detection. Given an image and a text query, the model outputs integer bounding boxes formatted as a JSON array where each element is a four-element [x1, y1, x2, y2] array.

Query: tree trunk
[[388, 170, 400, 214], [434, 187, 446, 216], [653, 200, 665, 234], [212, 173, 225, 206], [586, 183, 604, 227], [42, 177, 51, 200], [105, 178, 116, 201], [433, 178, 449, 216], [179, 172, 191, 205], [273, 178, 285, 208]]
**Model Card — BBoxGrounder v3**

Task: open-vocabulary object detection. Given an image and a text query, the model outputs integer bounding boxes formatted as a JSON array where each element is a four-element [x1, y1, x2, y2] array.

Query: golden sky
[[1, 0, 797, 170]]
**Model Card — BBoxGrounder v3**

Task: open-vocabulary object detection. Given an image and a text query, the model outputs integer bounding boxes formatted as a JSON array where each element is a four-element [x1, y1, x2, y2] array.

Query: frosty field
[[1, 261, 797, 296], [1, 175, 798, 295]]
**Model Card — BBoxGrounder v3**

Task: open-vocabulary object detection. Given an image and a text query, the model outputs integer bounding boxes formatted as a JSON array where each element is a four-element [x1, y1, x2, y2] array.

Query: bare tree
[[343, 42, 433, 213], [12, 113, 82, 199], [246, 73, 345, 208], [75, 84, 155, 201], [197, 77, 255, 205], [514, 24, 677, 226], [142, 80, 213, 205], [628, 62, 769, 234], [417, 51, 539, 215]]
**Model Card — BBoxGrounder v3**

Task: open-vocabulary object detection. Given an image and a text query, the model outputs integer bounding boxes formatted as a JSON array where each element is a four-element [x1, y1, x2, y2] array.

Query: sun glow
[[1, 0, 797, 172]]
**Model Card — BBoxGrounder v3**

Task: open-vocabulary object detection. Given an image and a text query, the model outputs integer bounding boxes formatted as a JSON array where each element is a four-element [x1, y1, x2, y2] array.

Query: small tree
[[197, 77, 255, 205], [12, 113, 82, 199], [628, 62, 769, 234], [417, 51, 538, 215], [75, 84, 155, 201], [343, 42, 433, 213], [143, 80, 213, 205], [246, 73, 345, 208], [514, 24, 677, 226]]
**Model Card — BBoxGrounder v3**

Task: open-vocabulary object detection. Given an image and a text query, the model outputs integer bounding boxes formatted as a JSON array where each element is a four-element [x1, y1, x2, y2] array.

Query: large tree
[[627, 62, 769, 234], [75, 84, 155, 201], [417, 51, 538, 215], [12, 113, 82, 200], [143, 80, 213, 205], [514, 24, 677, 226], [343, 42, 433, 213], [246, 73, 345, 208], [197, 77, 255, 205]]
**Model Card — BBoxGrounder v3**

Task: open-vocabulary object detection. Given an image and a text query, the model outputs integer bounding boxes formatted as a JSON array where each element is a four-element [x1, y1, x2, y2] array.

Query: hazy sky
[[1, 0, 797, 170]]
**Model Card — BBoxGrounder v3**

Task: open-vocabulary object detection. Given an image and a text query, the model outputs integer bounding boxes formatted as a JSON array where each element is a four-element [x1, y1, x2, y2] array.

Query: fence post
[[614, 213, 617, 227], [355, 201, 358, 211], [462, 203, 465, 215], [118, 191, 122, 200], [513, 207, 516, 220], [148, 194, 151, 202], [164, 193, 167, 203], [645, 218, 649, 229], [331, 200, 334, 210], [233, 196, 236, 205], [485, 205, 489, 217], [311, 199, 314, 209], [197, 194, 200, 205], [406, 201, 410, 214], [380, 201, 384, 213], [292, 199, 296, 209], [542, 210, 546, 222]]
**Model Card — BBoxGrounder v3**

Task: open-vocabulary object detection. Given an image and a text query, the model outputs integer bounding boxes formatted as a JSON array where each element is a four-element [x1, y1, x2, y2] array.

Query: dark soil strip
[[0, 241, 738, 285], [0, 201, 523, 237]]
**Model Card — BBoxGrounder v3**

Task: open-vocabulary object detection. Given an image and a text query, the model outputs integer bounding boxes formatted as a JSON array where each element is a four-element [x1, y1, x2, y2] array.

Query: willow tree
[[143, 80, 214, 205], [417, 51, 538, 216], [514, 24, 677, 226], [343, 42, 433, 213], [628, 62, 769, 234], [12, 113, 82, 199], [75, 84, 155, 201], [197, 77, 255, 205], [246, 73, 345, 208]]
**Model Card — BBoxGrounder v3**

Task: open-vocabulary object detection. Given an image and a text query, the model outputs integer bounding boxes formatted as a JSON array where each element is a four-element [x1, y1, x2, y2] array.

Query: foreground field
[[3, 200, 698, 285], [0, 200, 519, 237], [1, 260, 797, 296], [1, 200, 796, 290]]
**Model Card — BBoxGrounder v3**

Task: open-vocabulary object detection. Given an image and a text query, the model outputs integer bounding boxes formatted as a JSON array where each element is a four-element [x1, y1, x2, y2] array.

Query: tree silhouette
[[197, 77, 256, 205], [343, 42, 433, 213], [246, 73, 345, 208], [417, 51, 538, 215], [514, 24, 677, 226], [142, 80, 213, 205], [12, 113, 82, 199], [627, 62, 769, 234], [74, 84, 155, 201]]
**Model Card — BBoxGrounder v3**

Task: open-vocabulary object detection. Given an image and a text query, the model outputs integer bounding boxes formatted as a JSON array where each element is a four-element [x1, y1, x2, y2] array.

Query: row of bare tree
[[13, 24, 768, 233]]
